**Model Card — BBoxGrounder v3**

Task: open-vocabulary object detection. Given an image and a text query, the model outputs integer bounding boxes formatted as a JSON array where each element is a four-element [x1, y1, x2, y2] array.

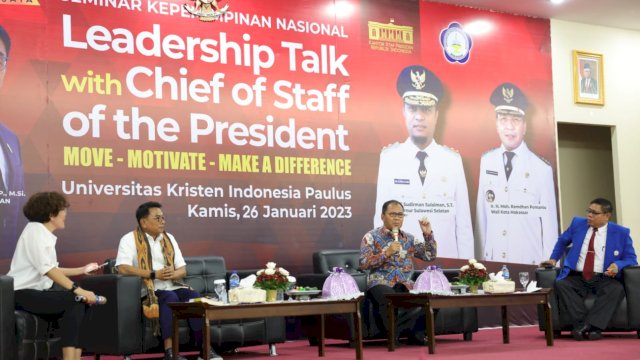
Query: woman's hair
[[23, 192, 70, 223]]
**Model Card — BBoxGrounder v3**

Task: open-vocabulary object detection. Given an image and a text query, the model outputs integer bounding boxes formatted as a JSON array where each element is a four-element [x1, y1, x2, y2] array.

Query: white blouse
[[8, 222, 58, 291]]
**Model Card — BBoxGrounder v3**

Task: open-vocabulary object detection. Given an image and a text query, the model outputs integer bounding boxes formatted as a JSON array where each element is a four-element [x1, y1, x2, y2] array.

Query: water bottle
[[213, 279, 228, 304], [229, 271, 240, 289], [501, 264, 510, 280]]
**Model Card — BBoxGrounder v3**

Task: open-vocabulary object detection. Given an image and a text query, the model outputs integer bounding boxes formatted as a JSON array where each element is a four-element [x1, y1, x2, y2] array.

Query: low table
[[169, 297, 364, 359], [385, 289, 554, 354]]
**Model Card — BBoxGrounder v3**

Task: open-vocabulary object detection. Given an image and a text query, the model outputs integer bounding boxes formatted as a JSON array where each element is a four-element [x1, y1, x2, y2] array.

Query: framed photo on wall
[[573, 50, 604, 105]]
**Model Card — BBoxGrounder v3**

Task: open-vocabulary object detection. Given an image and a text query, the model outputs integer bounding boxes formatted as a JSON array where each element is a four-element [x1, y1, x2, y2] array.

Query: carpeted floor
[[86, 326, 640, 359]]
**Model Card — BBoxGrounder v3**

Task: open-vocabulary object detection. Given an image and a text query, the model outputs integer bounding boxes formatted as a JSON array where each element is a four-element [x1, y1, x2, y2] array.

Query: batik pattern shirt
[[359, 226, 437, 289]]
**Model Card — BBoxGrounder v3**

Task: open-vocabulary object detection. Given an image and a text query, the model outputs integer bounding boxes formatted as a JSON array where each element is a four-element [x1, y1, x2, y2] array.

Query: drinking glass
[[518, 272, 529, 291]]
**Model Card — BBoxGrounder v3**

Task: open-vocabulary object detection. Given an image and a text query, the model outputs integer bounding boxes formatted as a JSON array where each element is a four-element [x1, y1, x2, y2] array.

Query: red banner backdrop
[[0, 0, 555, 275]]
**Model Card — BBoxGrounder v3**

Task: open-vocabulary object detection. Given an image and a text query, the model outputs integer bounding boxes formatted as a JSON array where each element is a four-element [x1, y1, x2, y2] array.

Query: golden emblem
[[184, 0, 229, 22], [410, 69, 426, 90], [502, 86, 514, 104]]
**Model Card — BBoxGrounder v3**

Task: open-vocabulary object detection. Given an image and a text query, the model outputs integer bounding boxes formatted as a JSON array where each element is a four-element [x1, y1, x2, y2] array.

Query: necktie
[[582, 227, 597, 281], [416, 151, 427, 185], [504, 151, 515, 181]]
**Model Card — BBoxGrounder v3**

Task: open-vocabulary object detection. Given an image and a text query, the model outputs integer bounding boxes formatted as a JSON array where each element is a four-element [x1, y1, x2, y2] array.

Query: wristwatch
[[150, 270, 156, 280], [69, 283, 79, 293]]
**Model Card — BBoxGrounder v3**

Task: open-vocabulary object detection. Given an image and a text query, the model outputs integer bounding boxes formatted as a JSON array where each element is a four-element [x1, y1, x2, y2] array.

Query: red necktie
[[582, 227, 597, 281]]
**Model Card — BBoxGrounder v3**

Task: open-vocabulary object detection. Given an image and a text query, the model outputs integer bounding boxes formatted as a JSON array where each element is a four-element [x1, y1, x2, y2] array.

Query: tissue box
[[229, 287, 267, 303], [482, 280, 515, 293]]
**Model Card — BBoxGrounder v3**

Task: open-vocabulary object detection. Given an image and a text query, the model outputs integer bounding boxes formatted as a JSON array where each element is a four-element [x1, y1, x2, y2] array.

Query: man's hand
[[156, 266, 175, 280], [539, 259, 556, 268], [419, 216, 432, 236], [606, 263, 618, 277], [385, 242, 402, 257]]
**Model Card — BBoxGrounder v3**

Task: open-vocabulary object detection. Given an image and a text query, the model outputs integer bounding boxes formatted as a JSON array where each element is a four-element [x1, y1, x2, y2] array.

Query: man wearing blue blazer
[[0, 25, 26, 258], [541, 198, 637, 341]]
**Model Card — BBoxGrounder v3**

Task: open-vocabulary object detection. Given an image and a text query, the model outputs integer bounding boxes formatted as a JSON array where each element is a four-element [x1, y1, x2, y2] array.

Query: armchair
[[0, 275, 65, 360], [298, 250, 478, 345], [81, 256, 286, 359], [535, 265, 640, 337]]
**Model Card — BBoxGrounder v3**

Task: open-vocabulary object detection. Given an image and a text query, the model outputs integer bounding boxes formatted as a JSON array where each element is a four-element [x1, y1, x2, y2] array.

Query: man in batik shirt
[[360, 199, 436, 345]]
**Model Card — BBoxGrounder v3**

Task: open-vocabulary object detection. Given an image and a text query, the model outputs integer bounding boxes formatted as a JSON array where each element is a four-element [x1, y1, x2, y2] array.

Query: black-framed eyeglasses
[[586, 209, 604, 215], [387, 212, 405, 219]]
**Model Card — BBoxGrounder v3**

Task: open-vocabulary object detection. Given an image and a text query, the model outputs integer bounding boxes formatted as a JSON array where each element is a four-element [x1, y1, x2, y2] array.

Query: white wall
[[551, 19, 640, 246], [557, 123, 615, 226]]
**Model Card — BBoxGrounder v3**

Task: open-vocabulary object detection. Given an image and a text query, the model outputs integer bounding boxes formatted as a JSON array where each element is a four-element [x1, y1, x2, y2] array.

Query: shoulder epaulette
[[535, 153, 551, 166], [481, 147, 500, 157], [442, 144, 460, 154], [381, 142, 400, 152]]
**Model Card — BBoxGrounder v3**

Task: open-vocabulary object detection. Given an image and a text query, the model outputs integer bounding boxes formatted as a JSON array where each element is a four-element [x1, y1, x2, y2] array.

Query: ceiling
[[428, 0, 640, 32]]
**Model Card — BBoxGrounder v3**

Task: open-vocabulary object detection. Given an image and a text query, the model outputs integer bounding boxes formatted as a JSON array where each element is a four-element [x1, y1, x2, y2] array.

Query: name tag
[[486, 170, 499, 176], [394, 179, 410, 185]]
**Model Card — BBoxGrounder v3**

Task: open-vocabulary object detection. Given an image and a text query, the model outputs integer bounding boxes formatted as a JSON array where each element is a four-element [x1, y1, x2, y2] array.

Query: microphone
[[391, 227, 399, 242], [75, 295, 107, 305]]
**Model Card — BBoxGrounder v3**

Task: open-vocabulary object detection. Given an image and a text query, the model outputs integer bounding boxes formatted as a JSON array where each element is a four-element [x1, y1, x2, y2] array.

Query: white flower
[[279, 268, 290, 276], [265, 268, 275, 275], [475, 263, 486, 270], [257, 269, 264, 275], [266, 262, 276, 270], [469, 259, 477, 264], [287, 276, 296, 283], [460, 265, 469, 271]]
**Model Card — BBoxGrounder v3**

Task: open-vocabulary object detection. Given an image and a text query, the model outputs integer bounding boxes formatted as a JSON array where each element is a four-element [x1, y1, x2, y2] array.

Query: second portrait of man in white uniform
[[476, 83, 558, 264]]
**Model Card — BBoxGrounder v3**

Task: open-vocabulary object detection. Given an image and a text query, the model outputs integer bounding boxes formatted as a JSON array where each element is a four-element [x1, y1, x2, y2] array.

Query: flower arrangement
[[254, 262, 290, 291], [457, 259, 489, 286]]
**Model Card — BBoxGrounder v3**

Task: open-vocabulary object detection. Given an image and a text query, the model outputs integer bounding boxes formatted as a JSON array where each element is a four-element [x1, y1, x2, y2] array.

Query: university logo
[[439, 22, 472, 64], [367, 20, 414, 54], [184, 0, 229, 22]]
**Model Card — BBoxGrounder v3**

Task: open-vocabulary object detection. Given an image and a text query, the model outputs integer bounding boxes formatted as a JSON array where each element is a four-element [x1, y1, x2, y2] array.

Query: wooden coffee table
[[169, 296, 364, 359], [385, 289, 554, 354]]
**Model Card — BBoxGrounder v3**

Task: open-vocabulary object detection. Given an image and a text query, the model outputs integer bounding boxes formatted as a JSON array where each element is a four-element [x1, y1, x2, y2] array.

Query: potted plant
[[458, 259, 489, 293], [255, 262, 290, 301]]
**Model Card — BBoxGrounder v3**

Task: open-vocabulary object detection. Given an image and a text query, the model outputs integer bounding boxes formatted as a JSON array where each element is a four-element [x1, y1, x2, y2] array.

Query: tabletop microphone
[[75, 295, 107, 305], [392, 227, 399, 242]]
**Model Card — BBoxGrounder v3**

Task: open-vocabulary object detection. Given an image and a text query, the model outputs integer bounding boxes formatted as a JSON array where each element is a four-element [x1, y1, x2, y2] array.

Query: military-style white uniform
[[476, 142, 558, 264], [374, 138, 474, 259]]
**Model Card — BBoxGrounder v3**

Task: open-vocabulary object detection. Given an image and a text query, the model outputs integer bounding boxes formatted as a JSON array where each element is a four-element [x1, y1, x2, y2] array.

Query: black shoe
[[587, 329, 603, 340], [571, 323, 589, 341], [164, 349, 188, 360], [198, 348, 224, 360]]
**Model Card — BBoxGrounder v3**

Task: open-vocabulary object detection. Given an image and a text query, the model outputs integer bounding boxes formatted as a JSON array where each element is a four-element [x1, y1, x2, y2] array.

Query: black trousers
[[15, 289, 87, 348], [367, 283, 425, 338], [554, 273, 625, 330]]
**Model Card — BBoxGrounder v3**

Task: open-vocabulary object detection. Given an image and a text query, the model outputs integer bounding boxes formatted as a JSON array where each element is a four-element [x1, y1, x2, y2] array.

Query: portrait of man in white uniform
[[476, 82, 558, 264], [374, 65, 474, 259]]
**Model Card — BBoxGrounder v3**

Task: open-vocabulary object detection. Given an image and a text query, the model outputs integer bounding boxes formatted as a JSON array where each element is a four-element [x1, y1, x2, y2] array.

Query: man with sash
[[116, 201, 222, 360]]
